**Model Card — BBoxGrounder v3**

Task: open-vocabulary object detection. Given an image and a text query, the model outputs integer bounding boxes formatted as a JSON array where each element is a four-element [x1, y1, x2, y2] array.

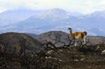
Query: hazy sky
[[0, 0, 105, 14]]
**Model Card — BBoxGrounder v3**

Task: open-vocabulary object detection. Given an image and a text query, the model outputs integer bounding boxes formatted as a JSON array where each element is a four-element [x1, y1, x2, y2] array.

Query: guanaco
[[68, 28, 87, 46]]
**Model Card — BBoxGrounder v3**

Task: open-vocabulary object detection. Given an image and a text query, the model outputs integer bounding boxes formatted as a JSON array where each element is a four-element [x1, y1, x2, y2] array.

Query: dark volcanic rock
[[0, 32, 45, 56], [0, 32, 46, 69], [43, 44, 105, 69], [37, 31, 71, 47], [1, 31, 105, 69]]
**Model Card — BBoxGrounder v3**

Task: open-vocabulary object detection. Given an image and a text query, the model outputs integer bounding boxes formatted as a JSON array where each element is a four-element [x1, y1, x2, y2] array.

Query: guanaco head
[[83, 31, 87, 35], [68, 28, 72, 30]]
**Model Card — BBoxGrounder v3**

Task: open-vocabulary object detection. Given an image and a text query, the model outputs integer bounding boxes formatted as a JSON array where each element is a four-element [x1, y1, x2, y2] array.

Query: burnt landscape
[[0, 31, 105, 69]]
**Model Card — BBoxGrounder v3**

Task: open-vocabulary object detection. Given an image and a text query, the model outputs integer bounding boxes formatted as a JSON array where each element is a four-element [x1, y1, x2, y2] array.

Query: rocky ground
[[0, 31, 105, 69]]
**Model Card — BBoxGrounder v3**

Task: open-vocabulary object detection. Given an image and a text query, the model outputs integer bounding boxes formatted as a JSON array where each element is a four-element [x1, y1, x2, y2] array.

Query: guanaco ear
[[84, 31, 87, 35]]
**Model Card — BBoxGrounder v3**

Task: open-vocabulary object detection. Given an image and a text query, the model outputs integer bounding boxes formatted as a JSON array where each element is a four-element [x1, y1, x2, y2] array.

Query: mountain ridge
[[0, 8, 105, 36]]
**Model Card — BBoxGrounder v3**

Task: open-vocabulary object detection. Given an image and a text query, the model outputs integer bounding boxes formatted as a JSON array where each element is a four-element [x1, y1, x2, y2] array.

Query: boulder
[[37, 31, 71, 47]]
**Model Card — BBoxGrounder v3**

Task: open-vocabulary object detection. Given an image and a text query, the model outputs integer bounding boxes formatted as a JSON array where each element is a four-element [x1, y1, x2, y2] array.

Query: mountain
[[69, 11, 105, 36], [0, 8, 105, 36], [0, 9, 36, 27], [0, 8, 71, 34]]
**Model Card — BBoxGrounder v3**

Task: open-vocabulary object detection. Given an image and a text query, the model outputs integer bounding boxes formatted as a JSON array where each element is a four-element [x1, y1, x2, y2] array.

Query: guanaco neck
[[69, 28, 72, 35], [68, 28, 73, 38]]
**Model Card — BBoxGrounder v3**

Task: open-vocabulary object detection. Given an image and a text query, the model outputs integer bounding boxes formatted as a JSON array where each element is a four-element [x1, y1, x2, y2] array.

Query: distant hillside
[[26, 33, 38, 38], [87, 36, 105, 45]]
